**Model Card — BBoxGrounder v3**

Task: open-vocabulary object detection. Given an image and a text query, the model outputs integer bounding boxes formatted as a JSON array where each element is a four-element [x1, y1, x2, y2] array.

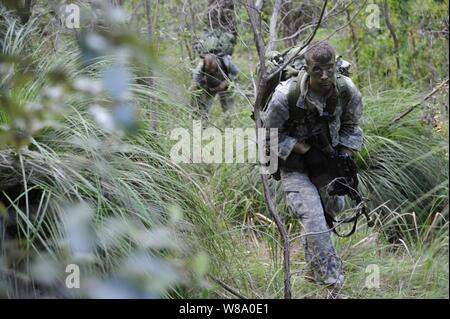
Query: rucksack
[[194, 29, 236, 57]]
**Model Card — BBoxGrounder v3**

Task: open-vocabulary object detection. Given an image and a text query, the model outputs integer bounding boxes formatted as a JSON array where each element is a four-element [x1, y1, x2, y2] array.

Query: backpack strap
[[335, 74, 348, 106], [287, 76, 302, 111], [285, 73, 308, 135], [218, 56, 229, 77]]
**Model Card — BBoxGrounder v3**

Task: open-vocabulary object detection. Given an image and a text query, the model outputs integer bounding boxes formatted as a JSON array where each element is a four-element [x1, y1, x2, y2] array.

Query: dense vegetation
[[0, 0, 448, 298]]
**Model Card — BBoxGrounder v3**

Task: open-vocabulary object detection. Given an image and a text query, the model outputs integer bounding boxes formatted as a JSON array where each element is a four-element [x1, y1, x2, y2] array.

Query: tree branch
[[145, 0, 153, 43], [388, 78, 449, 126], [245, 0, 292, 300], [207, 274, 248, 299], [276, 0, 344, 44], [383, 0, 400, 73], [265, 0, 328, 83], [267, 0, 282, 51]]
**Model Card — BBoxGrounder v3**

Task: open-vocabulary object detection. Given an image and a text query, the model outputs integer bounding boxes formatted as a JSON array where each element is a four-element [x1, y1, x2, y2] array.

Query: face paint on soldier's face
[[305, 58, 336, 94]]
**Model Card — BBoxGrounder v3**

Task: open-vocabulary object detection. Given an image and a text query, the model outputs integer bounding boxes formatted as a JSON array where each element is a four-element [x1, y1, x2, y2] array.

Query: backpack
[[194, 29, 237, 57]]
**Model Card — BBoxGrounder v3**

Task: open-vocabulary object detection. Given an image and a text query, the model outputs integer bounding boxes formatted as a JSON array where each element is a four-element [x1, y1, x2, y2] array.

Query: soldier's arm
[[192, 60, 205, 88], [222, 55, 240, 81], [338, 78, 364, 153], [263, 81, 308, 160], [227, 60, 240, 81], [210, 80, 229, 93]]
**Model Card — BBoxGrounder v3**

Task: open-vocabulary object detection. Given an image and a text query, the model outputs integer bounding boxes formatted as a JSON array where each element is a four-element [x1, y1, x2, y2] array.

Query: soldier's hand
[[338, 146, 354, 157], [293, 142, 311, 154], [218, 80, 229, 91], [211, 81, 229, 93], [303, 146, 329, 171], [337, 152, 357, 174]]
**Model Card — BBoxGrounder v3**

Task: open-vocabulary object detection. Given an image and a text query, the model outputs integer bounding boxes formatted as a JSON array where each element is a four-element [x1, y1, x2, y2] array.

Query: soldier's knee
[[286, 191, 323, 220], [326, 196, 345, 218]]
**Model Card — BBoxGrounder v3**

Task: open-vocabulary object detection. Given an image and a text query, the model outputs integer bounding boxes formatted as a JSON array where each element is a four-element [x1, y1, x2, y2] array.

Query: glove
[[210, 81, 229, 93], [336, 153, 357, 176], [303, 146, 328, 168], [327, 153, 358, 196], [301, 146, 333, 187], [302, 146, 330, 176]]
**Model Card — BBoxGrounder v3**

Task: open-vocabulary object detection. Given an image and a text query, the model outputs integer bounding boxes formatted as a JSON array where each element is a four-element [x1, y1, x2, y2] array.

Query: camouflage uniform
[[191, 55, 239, 127], [262, 70, 363, 286]]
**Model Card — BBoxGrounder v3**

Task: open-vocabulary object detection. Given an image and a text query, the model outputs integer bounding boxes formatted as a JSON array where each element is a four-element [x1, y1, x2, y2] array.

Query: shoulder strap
[[218, 57, 229, 76], [335, 74, 348, 101], [287, 76, 302, 112], [285, 75, 306, 134]]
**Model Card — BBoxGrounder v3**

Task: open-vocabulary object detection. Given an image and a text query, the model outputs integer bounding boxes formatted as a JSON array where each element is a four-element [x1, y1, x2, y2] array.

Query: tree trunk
[[267, 0, 282, 52], [206, 0, 237, 35], [245, 0, 293, 299], [245, 0, 328, 299], [280, 2, 315, 48], [345, 7, 359, 65], [145, 0, 159, 130], [145, 0, 153, 43], [18, 0, 36, 24], [383, 0, 400, 75]]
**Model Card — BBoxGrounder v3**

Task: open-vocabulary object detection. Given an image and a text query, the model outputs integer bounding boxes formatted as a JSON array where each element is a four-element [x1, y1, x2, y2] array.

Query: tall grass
[[0, 12, 249, 298]]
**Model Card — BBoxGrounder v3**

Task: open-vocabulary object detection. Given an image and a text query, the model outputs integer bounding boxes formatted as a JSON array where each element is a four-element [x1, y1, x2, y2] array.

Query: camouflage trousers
[[191, 88, 234, 128], [280, 168, 345, 286]]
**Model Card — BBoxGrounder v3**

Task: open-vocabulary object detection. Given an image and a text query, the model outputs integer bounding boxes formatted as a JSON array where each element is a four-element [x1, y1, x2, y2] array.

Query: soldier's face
[[305, 58, 335, 92]]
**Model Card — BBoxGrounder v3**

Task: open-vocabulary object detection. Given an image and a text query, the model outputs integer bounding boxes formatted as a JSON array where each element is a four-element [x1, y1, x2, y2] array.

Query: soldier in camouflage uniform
[[191, 53, 240, 127], [262, 41, 363, 287]]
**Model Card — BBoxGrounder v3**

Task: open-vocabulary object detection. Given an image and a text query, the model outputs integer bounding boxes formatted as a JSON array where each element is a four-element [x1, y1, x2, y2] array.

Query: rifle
[[306, 118, 374, 237], [324, 153, 374, 237]]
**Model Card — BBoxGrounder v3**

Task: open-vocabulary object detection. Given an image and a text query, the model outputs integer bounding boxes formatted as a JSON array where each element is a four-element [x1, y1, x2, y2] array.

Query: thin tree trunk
[[145, 0, 153, 43], [383, 0, 400, 74], [345, 7, 359, 64], [267, 0, 282, 52], [145, 0, 158, 130], [245, 0, 292, 300], [18, 0, 36, 24], [187, 0, 197, 60], [389, 79, 449, 126]]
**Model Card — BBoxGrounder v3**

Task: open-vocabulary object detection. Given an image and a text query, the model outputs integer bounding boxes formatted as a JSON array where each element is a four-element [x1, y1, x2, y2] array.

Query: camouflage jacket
[[192, 55, 240, 89], [262, 70, 363, 162]]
